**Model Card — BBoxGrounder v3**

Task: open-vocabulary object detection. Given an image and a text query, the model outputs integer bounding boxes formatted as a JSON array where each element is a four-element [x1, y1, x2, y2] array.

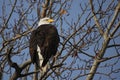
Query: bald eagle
[[29, 17, 60, 75]]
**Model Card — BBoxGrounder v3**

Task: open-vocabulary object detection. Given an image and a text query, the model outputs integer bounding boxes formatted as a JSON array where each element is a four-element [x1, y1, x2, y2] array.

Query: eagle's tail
[[40, 63, 49, 79]]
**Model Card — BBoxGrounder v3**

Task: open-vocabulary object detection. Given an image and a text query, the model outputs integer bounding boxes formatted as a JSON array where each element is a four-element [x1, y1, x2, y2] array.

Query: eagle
[[29, 17, 60, 75]]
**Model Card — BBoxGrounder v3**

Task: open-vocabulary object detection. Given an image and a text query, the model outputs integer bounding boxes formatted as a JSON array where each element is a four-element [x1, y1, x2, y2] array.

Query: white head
[[38, 17, 54, 26]]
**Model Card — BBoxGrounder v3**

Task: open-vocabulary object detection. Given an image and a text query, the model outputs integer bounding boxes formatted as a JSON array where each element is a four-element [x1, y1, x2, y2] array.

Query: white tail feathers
[[37, 45, 43, 67], [37, 45, 48, 77]]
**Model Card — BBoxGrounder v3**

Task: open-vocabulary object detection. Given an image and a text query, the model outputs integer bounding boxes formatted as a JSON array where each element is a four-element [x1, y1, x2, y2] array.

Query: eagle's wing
[[29, 29, 45, 65], [40, 25, 60, 67]]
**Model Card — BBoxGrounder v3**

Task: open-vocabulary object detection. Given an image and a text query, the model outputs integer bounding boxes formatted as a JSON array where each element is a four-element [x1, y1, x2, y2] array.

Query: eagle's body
[[29, 18, 60, 74]]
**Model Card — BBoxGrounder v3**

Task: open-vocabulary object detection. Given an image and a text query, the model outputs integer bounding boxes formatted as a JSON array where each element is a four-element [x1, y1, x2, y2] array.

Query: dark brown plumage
[[29, 24, 60, 68]]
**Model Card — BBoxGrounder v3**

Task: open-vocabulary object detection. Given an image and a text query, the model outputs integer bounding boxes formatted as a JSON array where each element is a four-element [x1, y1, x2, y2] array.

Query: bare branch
[[41, 0, 50, 18], [107, 2, 120, 36], [89, 0, 104, 35], [110, 21, 120, 37], [5, 0, 17, 26], [86, 1, 120, 80]]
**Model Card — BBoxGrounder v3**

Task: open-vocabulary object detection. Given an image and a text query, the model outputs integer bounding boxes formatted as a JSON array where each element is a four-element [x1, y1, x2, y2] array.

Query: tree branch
[[107, 2, 120, 36], [7, 47, 33, 80], [89, 0, 104, 36], [41, 0, 50, 18], [86, 1, 120, 80], [5, 0, 17, 26], [110, 21, 120, 37]]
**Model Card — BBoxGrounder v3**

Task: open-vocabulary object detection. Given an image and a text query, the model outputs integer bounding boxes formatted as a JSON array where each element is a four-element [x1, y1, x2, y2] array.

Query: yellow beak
[[48, 19, 54, 23]]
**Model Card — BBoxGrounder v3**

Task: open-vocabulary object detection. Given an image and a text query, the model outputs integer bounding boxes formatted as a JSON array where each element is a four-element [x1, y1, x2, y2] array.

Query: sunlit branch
[[89, 0, 104, 36]]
